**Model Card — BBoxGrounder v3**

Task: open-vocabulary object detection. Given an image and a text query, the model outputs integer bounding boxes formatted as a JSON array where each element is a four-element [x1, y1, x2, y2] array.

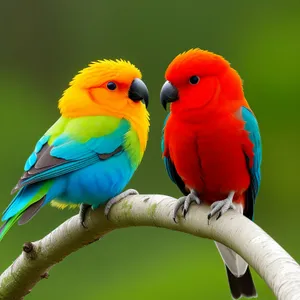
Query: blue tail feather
[[0, 181, 53, 241], [2, 183, 45, 222]]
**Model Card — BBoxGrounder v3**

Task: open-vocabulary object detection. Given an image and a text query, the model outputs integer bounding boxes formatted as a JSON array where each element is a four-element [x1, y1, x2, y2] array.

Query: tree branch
[[0, 194, 299, 300]]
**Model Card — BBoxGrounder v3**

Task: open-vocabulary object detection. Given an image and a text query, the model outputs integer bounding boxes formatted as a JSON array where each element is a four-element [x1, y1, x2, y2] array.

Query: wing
[[161, 113, 187, 196], [241, 107, 262, 220], [12, 116, 130, 193]]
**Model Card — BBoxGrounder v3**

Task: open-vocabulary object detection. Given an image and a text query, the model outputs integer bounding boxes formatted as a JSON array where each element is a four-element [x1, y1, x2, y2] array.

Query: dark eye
[[107, 82, 117, 90], [189, 75, 200, 85]]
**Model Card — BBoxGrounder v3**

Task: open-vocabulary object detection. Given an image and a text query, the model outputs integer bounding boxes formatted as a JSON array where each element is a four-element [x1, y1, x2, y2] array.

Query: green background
[[1, 1, 299, 299]]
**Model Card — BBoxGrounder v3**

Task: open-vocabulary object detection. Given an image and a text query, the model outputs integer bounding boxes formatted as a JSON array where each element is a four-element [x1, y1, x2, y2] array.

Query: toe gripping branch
[[173, 190, 201, 223]]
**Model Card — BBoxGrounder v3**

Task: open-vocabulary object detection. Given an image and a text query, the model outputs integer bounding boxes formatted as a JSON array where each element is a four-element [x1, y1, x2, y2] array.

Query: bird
[[0, 59, 150, 241], [160, 48, 261, 299]]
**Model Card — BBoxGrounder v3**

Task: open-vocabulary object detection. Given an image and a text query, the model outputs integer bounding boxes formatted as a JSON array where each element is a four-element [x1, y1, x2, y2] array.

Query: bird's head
[[160, 48, 244, 115], [59, 59, 149, 120]]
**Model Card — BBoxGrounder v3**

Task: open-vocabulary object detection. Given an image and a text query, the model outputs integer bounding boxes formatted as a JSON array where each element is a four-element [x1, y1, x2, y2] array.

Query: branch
[[0, 194, 299, 300]]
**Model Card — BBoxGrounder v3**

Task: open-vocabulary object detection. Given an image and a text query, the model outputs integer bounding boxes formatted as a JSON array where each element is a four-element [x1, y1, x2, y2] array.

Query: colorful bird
[[0, 59, 150, 241], [161, 49, 261, 299]]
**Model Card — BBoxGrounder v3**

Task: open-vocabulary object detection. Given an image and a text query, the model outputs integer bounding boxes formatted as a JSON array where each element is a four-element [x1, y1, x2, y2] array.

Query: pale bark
[[0, 194, 299, 300]]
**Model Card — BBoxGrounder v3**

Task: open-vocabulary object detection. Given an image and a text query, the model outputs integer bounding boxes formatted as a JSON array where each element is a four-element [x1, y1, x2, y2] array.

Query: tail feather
[[2, 181, 52, 222], [2, 188, 27, 221], [215, 241, 248, 277], [0, 214, 23, 241], [0, 181, 53, 241], [18, 197, 46, 225], [214, 203, 257, 298], [215, 242, 257, 299], [226, 266, 257, 299], [0, 221, 7, 236]]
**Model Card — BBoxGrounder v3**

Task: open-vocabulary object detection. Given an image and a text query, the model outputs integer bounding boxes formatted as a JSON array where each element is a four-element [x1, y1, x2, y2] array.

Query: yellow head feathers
[[69, 59, 142, 89], [58, 58, 148, 117], [58, 58, 150, 153]]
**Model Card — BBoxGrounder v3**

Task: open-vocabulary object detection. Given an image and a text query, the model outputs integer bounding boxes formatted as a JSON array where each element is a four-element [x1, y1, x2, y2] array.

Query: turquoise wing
[[1, 117, 131, 240], [161, 113, 187, 195], [241, 106, 262, 220], [13, 118, 130, 192]]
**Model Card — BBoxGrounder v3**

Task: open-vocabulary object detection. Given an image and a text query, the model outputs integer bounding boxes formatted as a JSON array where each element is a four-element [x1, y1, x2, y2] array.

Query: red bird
[[161, 49, 262, 299]]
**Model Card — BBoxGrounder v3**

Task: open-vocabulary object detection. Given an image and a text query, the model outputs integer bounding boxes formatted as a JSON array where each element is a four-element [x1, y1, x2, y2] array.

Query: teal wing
[[12, 118, 130, 193], [241, 107, 262, 220], [161, 113, 187, 195], [1, 117, 130, 240]]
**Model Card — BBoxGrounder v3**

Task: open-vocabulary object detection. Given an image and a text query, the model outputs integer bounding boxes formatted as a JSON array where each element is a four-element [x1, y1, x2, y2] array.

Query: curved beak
[[128, 78, 149, 108], [160, 81, 179, 110]]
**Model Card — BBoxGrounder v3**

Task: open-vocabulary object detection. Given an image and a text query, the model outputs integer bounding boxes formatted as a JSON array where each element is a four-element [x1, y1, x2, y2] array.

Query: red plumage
[[161, 48, 260, 299], [163, 49, 254, 207]]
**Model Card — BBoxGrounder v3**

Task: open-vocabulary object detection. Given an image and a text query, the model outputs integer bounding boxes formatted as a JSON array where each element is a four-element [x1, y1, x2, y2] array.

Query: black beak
[[128, 78, 149, 108], [160, 81, 179, 110]]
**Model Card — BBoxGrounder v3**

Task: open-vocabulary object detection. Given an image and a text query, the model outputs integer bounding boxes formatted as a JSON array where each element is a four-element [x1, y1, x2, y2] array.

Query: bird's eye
[[189, 76, 200, 85], [107, 82, 117, 90]]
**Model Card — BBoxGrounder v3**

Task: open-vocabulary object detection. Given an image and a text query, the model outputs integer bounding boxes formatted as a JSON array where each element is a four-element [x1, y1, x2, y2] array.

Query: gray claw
[[183, 192, 201, 218], [79, 204, 91, 229], [104, 189, 139, 219], [173, 197, 186, 223], [173, 190, 201, 222], [207, 191, 236, 223]]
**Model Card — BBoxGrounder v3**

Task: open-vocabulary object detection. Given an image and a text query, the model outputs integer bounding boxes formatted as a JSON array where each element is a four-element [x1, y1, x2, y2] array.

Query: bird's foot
[[173, 189, 201, 223], [207, 191, 235, 223], [79, 204, 92, 229], [104, 189, 139, 219]]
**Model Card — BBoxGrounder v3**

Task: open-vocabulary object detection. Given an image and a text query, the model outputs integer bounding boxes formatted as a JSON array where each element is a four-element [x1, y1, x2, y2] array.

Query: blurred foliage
[[0, 0, 300, 299]]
